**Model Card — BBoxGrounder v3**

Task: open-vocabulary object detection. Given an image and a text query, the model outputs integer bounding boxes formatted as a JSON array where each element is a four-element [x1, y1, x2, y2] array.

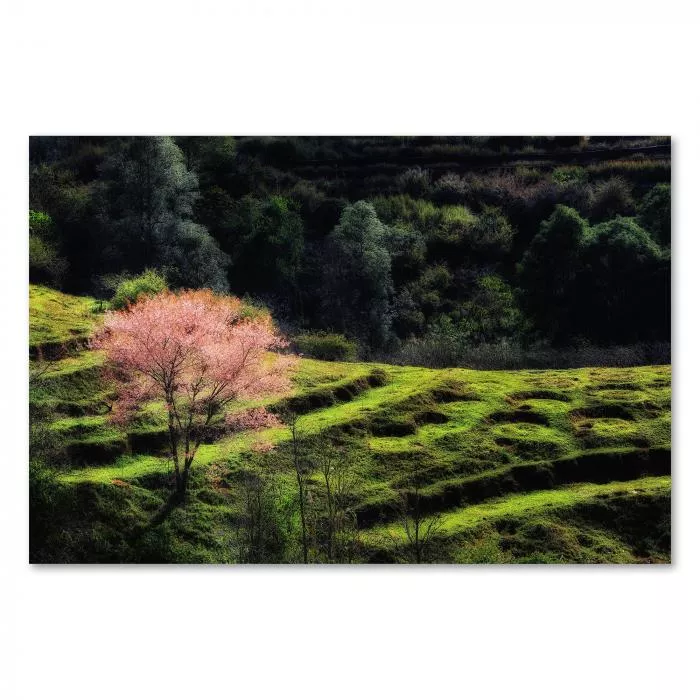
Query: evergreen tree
[[227, 196, 304, 307], [518, 205, 590, 343], [582, 217, 669, 342], [323, 201, 393, 348], [96, 136, 229, 290]]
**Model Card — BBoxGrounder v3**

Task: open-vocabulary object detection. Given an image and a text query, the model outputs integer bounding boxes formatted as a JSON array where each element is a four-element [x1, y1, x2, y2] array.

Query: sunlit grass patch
[[29, 284, 99, 349], [61, 454, 169, 484], [363, 476, 671, 545]]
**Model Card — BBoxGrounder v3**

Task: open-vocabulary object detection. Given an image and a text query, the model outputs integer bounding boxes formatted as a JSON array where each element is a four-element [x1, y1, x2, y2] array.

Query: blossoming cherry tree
[[93, 290, 294, 496]]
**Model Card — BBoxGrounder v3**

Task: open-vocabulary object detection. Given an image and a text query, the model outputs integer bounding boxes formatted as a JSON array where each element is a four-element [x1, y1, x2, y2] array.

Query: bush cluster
[[293, 332, 358, 361], [110, 270, 168, 310]]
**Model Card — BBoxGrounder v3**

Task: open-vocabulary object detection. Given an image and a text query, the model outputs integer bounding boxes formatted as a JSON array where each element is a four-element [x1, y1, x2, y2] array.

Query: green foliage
[[29, 136, 671, 359], [166, 220, 231, 291], [29, 210, 68, 285], [29, 234, 67, 285], [580, 217, 669, 343], [408, 264, 452, 313], [587, 216, 663, 261], [110, 269, 167, 310], [515, 166, 545, 185], [29, 209, 54, 237], [177, 136, 237, 183], [401, 277, 523, 365], [96, 136, 230, 291], [391, 287, 426, 337], [518, 206, 669, 344], [454, 275, 523, 343], [432, 205, 477, 251], [552, 165, 588, 184], [638, 183, 671, 245], [294, 332, 358, 361], [372, 194, 439, 230], [372, 195, 478, 241], [469, 206, 514, 253], [233, 460, 294, 563], [214, 195, 305, 314], [29, 165, 93, 290], [518, 205, 590, 341], [383, 223, 427, 285], [322, 201, 393, 348]]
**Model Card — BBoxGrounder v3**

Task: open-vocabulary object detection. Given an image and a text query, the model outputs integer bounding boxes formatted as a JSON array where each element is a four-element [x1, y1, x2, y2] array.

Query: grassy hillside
[[29, 284, 98, 357], [29, 285, 671, 564]]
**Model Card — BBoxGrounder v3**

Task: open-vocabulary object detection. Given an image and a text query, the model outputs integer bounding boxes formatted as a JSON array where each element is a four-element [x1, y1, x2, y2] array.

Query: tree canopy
[[29, 136, 671, 356]]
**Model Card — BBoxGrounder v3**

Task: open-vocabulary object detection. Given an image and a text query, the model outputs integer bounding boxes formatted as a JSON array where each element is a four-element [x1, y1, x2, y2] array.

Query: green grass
[[61, 454, 169, 483], [30, 286, 672, 563], [29, 284, 99, 350], [364, 476, 670, 541]]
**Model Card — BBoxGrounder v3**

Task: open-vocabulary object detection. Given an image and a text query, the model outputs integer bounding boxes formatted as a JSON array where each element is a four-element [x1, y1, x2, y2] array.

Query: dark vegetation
[[30, 136, 670, 368]]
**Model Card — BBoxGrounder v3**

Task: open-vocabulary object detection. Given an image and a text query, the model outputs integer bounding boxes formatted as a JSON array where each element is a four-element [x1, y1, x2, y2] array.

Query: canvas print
[[29, 136, 671, 564]]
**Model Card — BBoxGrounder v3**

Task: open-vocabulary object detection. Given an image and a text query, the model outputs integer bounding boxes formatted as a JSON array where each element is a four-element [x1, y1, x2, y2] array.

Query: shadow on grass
[[148, 490, 185, 528]]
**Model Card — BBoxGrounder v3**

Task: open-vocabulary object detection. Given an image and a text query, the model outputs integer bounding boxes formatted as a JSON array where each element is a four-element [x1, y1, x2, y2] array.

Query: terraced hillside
[[29, 285, 671, 563]]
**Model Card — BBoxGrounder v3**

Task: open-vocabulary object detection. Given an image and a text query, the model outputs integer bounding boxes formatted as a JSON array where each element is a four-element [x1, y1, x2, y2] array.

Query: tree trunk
[[324, 476, 334, 562], [167, 406, 182, 496], [297, 473, 308, 564]]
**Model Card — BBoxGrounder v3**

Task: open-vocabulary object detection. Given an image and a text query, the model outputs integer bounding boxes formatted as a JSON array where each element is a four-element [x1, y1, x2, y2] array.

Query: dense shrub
[[396, 167, 431, 198], [373, 195, 438, 230], [451, 275, 523, 343], [468, 206, 514, 254], [433, 172, 469, 204], [638, 184, 671, 245], [552, 166, 588, 184], [29, 234, 67, 285], [373, 195, 481, 262], [110, 269, 168, 310], [29, 209, 54, 238], [515, 167, 546, 185], [29, 210, 68, 285], [289, 180, 326, 218], [408, 265, 453, 313], [294, 332, 358, 361], [554, 180, 593, 216], [392, 287, 426, 337], [221, 195, 304, 306], [384, 223, 427, 284], [589, 177, 635, 222]]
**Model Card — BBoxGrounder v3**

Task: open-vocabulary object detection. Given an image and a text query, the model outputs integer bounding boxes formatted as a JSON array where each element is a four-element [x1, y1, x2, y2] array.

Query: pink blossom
[[92, 289, 297, 493]]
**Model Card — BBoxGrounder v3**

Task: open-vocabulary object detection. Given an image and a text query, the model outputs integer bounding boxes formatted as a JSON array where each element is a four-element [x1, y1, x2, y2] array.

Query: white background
[[0, 2, 697, 698]]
